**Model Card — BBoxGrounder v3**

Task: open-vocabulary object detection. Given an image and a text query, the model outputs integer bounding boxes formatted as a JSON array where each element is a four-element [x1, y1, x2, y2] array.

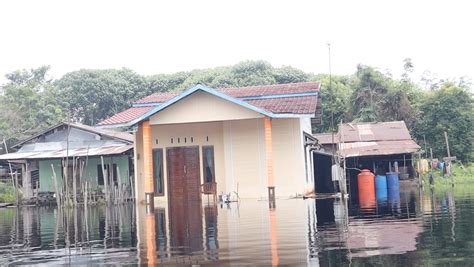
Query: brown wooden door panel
[[167, 146, 203, 254], [167, 146, 201, 203]]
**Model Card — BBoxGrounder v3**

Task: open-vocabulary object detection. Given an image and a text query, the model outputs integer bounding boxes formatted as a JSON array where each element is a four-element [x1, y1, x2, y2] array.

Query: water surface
[[1, 184, 474, 266]]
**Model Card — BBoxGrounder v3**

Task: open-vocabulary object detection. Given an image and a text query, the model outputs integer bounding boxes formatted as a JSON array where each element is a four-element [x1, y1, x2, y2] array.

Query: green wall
[[38, 159, 63, 192], [38, 155, 131, 193]]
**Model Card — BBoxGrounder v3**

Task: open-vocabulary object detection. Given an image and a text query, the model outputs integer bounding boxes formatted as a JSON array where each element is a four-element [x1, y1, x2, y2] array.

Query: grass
[[0, 181, 16, 203], [423, 163, 474, 188]]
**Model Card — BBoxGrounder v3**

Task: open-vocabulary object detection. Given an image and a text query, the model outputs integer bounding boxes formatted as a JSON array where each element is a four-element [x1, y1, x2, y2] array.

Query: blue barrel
[[375, 175, 388, 202], [386, 172, 400, 192], [387, 172, 400, 207]]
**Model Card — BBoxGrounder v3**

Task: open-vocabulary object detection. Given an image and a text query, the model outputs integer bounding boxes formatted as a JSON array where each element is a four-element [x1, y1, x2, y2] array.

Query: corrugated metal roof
[[14, 122, 133, 148], [340, 140, 420, 157], [0, 145, 133, 160], [340, 121, 412, 142], [313, 121, 421, 157]]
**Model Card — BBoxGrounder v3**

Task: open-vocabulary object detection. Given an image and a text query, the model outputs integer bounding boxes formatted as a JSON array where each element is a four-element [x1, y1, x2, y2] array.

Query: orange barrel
[[357, 169, 376, 209]]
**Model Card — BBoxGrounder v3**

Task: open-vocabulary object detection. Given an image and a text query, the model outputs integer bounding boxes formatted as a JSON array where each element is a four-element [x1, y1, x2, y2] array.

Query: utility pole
[[328, 43, 336, 162], [444, 131, 451, 158]]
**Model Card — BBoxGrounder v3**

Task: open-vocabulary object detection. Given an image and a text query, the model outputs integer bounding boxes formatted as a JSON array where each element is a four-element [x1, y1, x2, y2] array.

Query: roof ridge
[[219, 81, 321, 90]]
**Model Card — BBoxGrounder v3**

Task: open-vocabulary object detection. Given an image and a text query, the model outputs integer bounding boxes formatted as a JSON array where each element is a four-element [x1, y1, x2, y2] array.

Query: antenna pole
[[328, 43, 336, 162]]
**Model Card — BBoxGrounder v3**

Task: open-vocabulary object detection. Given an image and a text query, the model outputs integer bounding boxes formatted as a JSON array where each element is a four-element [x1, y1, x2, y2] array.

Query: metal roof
[[340, 121, 412, 142], [14, 122, 133, 148], [313, 121, 421, 157], [340, 140, 420, 158], [0, 144, 133, 160]]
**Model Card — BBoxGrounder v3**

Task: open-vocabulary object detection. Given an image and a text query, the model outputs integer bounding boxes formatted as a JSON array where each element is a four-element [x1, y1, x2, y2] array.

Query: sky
[[0, 0, 473, 85]]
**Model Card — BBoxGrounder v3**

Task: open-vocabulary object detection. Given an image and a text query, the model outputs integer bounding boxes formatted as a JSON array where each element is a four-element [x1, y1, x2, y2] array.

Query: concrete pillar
[[141, 120, 154, 206], [264, 117, 275, 203], [145, 211, 157, 266]]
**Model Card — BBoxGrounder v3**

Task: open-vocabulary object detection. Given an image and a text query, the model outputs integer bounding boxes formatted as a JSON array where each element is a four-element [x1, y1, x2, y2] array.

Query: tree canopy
[[0, 60, 472, 161], [0, 66, 63, 145]]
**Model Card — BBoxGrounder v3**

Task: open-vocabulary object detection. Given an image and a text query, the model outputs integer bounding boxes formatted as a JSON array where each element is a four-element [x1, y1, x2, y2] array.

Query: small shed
[[314, 121, 421, 195], [0, 122, 134, 201]]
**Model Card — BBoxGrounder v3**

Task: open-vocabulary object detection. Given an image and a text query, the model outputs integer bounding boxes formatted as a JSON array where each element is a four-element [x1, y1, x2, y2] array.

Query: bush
[[423, 163, 474, 188], [0, 182, 16, 203]]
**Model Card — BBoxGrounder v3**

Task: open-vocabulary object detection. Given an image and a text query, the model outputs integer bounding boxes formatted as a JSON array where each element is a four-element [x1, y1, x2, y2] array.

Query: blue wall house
[[0, 123, 134, 202]]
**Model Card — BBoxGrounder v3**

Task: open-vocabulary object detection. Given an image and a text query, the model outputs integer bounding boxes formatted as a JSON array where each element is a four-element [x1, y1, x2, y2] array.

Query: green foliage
[[0, 66, 64, 144], [0, 182, 15, 203], [0, 60, 472, 162], [147, 60, 310, 94], [56, 68, 147, 125], [311, 74, 352, 133], [413, 83, 474, 162]]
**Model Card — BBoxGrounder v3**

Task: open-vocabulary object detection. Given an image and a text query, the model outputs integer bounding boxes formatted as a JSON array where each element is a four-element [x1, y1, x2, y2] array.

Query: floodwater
[[1, 184, 474, 266]]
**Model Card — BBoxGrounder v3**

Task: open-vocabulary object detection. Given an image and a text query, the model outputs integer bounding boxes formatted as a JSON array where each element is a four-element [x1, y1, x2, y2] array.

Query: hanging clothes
[[420, 159, 429, 174]]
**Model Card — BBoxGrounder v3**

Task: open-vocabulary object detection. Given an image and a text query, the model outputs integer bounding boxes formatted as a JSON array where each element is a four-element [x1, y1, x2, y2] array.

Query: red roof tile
[[219, 82, 321, 98], [245, 96, 317, 114], [135, 82, 320, 104], [99, 106, 155, 126], [135, 92, 179, 104], [99, 82, 321, 126]]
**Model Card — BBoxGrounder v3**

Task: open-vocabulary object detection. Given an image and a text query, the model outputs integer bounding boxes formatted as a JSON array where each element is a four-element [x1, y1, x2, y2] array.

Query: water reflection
[[1, 185, 474, 265], [0, 205, 137, 265]]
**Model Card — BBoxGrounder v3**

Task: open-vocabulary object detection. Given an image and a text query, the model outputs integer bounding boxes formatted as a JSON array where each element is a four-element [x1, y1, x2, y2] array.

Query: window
[[31, 170, 40, 189], [153, 149, 164, 195], [97, 164, 117, 186], [202, 146, 215, 183], [97, 164, 108, 185]]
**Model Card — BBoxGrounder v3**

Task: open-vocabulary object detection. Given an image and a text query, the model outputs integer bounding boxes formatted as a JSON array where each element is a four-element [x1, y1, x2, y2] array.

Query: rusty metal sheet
[[340, 121, 412, 142], [341, 140, 421, 158]]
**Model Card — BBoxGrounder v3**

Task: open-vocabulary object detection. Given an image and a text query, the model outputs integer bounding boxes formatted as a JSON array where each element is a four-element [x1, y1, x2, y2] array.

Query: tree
[[413, 83, 474, 162], [349, 65, 391, 122], [56, 68, 147, 125], [0, 66, 63, 144], [312, 74, 352, 133]]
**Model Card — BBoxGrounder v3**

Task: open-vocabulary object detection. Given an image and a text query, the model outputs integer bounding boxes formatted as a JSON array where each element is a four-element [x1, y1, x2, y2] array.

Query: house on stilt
[[0, 122, 134, 203]]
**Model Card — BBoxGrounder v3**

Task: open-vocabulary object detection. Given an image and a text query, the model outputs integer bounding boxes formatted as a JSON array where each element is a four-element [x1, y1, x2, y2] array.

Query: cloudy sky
[[0, 0, 473, 84]]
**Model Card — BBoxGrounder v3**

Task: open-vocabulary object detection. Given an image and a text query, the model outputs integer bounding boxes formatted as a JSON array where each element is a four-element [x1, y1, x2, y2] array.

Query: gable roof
[[13, 122, 133, 148], [98, 82, 321, 127]]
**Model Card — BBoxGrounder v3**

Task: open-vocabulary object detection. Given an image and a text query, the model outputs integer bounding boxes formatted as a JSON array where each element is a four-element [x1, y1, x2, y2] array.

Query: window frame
[[153, 148, 165, 196], [202, 145, 215, 184]]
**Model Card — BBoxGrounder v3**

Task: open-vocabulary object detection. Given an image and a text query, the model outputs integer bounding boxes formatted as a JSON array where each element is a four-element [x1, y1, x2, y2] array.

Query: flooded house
[[97, 82, 322, 204], [0, 123, 134, 202]]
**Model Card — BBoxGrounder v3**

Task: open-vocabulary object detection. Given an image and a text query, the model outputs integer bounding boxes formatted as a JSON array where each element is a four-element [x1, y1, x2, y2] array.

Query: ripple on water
[[1, 186, 474, 265]]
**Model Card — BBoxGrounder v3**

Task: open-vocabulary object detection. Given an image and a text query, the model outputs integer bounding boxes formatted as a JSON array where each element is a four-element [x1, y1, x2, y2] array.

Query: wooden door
[[167, 146, 203, 253], [167, 146, 201, 203]]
